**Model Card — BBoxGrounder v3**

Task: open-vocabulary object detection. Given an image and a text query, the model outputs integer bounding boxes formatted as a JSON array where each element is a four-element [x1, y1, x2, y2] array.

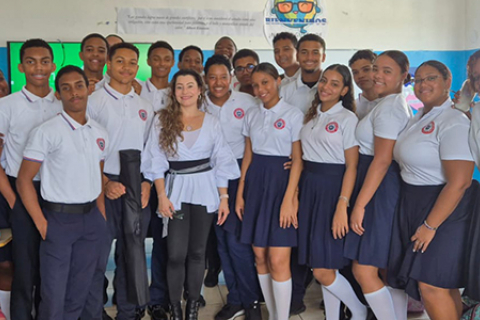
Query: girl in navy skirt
[[343, 51, 413, 320], [388, 60, 475, 320], [235, 63, 303, 320], [298, 64, 367, 320]]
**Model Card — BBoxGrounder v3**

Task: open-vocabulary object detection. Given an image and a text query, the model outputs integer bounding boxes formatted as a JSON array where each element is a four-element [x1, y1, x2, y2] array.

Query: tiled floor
[[105, 280, 431, 320]]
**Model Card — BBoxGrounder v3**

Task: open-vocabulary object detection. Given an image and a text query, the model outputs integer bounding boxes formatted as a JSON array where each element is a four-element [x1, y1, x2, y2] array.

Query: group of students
[[0, 30, 480, 320]]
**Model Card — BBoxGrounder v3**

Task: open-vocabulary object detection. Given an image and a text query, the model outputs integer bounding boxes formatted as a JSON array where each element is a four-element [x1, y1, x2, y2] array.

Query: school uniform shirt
[[280, 68, 301, 89], [0, 87, 62, 180], [280, 75, 318, 114], [356, 94, 381, 120], [469, 102, 480, 168], [143, 113, 240, 213], [301, 101, 359, 164], [140, 79, 171, 112], [394, 99, 473, 186], [204, 91, 259, 159], [242, 99, 304, 156], [356, 93, 412, 156], [23, 111, 108, 203], [87, 82, 154, 176], [94, 73, 109, 92]]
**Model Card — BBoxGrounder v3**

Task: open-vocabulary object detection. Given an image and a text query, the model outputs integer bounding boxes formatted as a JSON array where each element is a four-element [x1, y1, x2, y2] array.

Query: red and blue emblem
[[139, 109, 148, 121], [325, 121, 339, 133], [422, 121, 435, 134], [96, 138, 105, 151], [233, 108, 245, 119], [274, 118, 286, 130]]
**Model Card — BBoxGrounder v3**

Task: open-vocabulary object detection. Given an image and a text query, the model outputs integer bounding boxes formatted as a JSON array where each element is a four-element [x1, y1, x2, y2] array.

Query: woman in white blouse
[[144, 69, 240, 320]]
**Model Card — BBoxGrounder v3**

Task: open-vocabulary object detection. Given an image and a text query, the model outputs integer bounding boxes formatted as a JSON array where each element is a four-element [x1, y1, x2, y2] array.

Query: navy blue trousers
[[215, 223, 260, 307], [38, 206, 105, 320]]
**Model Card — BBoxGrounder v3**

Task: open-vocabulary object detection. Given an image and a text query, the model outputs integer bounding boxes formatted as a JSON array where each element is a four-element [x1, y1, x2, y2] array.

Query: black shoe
[[102, 309, 113, 320], [186, 300, 200, 320], [245, 301, 262, 320], [204, 268, 221, 287], [289, 300, 306, 316], [198, 295, 206, 308], [170, 301, 183, 320], [135, 308, 146, 320], [214, 304, 244, 320], [148, 304, 169, 320]]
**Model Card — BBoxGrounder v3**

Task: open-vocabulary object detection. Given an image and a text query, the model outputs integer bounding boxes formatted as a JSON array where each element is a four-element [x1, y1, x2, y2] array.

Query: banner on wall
[[264, 0, 328, 44], [117, 8, 264, 36]]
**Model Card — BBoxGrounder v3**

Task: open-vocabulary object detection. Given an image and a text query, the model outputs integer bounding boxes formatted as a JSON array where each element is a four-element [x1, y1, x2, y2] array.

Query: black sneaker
[[148, 304, 169, 320], [198, 295, 206, 308], [214, 304, 244, 320], [289, 300, 306, 316], [204, 268, 221, 288], [135, 307, 146, 320], [102, 309, 113, 320], [245, 301, 262, 320]]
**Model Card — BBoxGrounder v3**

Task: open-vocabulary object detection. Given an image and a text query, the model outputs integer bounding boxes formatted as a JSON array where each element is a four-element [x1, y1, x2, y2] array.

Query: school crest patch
[[139, 109, 148, 121], [325, 122, 339, 133], [421, 121, 435, 134], [96, 138, 105, 151], [233, 108, 245, 119], [274, 118, 286, 130]]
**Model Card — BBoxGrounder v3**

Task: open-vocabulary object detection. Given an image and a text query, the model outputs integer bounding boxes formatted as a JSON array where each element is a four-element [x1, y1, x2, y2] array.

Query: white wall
[[0, 0, 468, 51]]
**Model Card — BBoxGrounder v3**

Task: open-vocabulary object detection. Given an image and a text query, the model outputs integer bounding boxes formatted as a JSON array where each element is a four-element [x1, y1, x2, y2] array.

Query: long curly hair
[[304, 64, 356, 124], [158, 69, 205, 156]]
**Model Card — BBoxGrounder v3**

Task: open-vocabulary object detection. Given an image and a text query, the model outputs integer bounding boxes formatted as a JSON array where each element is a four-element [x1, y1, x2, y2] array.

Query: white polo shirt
[[356, 93, 412, 156], [280, 74, 318, 114], [280, 68, 301, 89], [356, 94, 381, 120], [301, 101, 359, 164], [394, 99, 473, 185], [469, 102, 480, 168], [140, 79, 171, 112], [204, 91, 259, 159], [94, 73, 109, 92], [242, 99, 303, 157], [0, 87, 62, 180], [23, 111, 108, 203], [87, 83, 154, 175]]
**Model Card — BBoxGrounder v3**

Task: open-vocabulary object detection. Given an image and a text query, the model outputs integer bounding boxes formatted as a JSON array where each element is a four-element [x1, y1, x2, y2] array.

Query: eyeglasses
[[276, 1, 315, 14], [235, 64, 256, 73], [413, 75, 440, 85]]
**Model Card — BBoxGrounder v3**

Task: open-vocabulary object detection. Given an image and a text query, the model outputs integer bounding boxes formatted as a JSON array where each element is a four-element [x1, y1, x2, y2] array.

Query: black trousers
[[167, 203, 214, 303], [8, 176, 42, 320]]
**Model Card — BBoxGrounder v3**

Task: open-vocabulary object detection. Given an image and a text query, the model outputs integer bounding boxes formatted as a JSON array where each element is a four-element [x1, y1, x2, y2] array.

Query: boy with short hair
[[232, 49, 259, 96], [0, 38, 62, 320], [17, 65, 108, 320], [79, 33, 109, 93], [178, 45, 204, 75], [273, 32, 300, 87]]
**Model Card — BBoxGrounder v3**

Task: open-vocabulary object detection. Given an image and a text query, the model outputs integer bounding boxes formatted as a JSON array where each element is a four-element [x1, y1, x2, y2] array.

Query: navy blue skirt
[[344, 154, 401, 268], [222, 159, 243, 237], [240, 154, 296, 247], [387, 181, 475, 301], [297, 161, 349, 269]]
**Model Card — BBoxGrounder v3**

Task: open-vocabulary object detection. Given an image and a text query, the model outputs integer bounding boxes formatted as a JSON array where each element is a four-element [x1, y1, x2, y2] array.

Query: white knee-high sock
[[324, 272, 367, 320], [387, 287, 407, 320], [258, 274, 277, 320], [0, 290, 10, 320], [364, 286, 397, 320], [271, 278, 292, 320], [322, 285, 341, 320]]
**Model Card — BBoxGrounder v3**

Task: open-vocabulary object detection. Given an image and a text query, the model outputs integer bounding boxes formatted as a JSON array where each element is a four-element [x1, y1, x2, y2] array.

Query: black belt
[[43, 201, 96, 214], [166, 158, 212, 197]]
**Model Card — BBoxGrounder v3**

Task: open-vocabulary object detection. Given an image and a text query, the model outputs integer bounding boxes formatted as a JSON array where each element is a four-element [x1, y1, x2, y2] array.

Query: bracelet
[[423, 220, 438, 231], [338, 195, 350, 207], [220, 194, 229, 200]]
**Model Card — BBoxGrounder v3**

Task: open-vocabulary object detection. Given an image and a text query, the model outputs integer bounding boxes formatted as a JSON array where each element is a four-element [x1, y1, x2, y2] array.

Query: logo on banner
[[422, 122, 435, 134], [139, 109, 148, 121], [233, 108, 245, 119], [274, 119, 286, 130], [264, 0, 328, 43], [96, 138, 105, 151], [325, 121, 338, 133]]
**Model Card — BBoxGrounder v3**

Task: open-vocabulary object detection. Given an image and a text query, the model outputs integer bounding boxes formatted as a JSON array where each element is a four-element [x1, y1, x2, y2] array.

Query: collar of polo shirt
[[21, 86, 56, 103], [103, 82, 135, 100], [60, 110, 92, 130], [317, 101, 343, 115], [263, 98, 285, 114]]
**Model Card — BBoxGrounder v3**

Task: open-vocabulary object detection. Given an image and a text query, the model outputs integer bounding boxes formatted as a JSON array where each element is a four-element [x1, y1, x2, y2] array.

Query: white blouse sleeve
[[469, 104, 480, 168], [142, 116, 169, 182], [439, 117, 474, 161], [290, 110, 304, 142], [373, 96, 411, 140], [211, 117, 241, 188], [342, 113, 360, 150], [242, 108, 253, 137]]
